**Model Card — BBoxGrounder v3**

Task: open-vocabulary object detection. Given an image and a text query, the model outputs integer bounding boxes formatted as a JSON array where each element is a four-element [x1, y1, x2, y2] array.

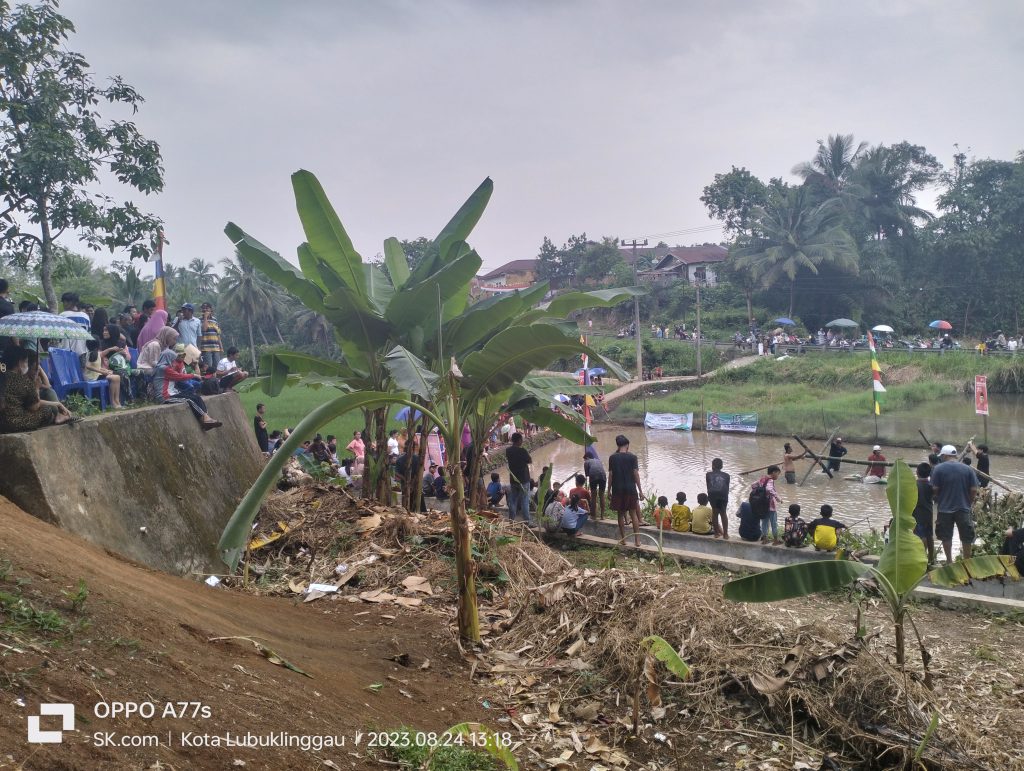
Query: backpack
[[708, 471, 728, 495], [784, 517, 808, 547], [748, 481, 770, 516], [543, 500, 565, 533]]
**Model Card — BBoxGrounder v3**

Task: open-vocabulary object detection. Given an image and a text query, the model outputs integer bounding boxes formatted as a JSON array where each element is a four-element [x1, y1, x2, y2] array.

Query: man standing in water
[[608, 434, 644, 547], [782, 443, 805, 484], [827, 437, 848, 473]]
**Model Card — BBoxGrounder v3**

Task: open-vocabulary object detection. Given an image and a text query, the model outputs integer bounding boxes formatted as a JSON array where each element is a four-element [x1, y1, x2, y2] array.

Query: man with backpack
[[706, 457, 730, 539], [750, 466, 782, 545]]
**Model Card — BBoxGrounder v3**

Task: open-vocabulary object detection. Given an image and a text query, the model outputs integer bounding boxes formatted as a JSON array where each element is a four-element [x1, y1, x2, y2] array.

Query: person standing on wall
[[608, 434, 644, 547]]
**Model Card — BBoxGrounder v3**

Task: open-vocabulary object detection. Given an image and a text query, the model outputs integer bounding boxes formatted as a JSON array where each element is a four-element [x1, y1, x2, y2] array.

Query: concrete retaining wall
[[0, 393, 263, 575]]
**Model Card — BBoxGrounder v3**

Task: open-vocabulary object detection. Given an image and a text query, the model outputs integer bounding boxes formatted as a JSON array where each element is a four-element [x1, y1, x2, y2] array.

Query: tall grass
[[237, 386, 363, 441]]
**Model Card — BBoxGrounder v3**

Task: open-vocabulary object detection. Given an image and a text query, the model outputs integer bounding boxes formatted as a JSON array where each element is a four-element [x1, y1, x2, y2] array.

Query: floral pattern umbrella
[[0, 311, 92, 340]]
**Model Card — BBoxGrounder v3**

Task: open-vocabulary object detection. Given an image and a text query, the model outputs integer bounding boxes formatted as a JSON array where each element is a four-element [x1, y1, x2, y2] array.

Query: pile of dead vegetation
[[229, 483, 1020, 770]]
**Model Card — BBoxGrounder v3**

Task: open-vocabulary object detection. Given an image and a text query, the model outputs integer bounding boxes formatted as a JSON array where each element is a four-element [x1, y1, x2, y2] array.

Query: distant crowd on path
[[0, 280, 255, 434]]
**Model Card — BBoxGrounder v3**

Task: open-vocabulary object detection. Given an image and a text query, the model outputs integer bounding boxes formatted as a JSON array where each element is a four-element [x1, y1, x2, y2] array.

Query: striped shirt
[[199, 316, 222, 353]]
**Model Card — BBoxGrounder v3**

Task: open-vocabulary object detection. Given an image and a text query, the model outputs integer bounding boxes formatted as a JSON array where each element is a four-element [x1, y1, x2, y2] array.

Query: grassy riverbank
[[612, 352, 1024, 453]]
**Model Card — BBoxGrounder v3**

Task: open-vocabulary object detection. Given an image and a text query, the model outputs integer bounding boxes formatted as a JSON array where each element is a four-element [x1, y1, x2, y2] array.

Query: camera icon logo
[[27, 703, 75, 744]]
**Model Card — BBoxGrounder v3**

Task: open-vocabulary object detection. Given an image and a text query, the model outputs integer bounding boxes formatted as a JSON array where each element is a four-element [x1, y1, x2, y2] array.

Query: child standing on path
[[757, 466, 783, 545]]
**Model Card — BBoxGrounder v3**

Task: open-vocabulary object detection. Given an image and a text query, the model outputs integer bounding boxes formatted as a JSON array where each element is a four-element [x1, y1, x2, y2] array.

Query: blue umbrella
[[394, 406, 422, 422], [553, 394, 571, 403], [588, 367, 606, 376], [773, 317, 796, 326]]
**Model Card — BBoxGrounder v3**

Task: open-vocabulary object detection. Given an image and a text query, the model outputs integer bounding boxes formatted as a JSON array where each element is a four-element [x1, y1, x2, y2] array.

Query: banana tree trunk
[[373, 406, 389, 503], [447, 387, 479, 643]]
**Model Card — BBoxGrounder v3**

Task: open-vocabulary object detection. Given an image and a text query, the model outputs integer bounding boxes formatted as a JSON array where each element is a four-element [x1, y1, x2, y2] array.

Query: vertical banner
[[975, 375, 989, 416], [152, 229, 167, 312]]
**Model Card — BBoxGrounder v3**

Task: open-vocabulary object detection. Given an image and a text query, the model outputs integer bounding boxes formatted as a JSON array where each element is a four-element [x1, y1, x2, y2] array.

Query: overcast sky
[[61, 0, 1024, 275]]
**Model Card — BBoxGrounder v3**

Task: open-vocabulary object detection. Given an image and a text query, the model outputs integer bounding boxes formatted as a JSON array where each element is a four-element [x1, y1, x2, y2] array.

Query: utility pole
[[695, 277, 703, 383], [622, 239, 647, 379]]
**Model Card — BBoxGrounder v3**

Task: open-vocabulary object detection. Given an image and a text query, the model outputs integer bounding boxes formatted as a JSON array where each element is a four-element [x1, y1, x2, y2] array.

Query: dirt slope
[[0, 496, 485, 770]]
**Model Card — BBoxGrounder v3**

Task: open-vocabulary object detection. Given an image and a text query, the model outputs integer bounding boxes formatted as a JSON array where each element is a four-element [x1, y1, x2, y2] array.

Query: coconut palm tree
[[187, 258, 218, 295], [292, 307, 333, 351], [850, 143, 940, 240], [793, 133, 868, 196], [108, 263, 147, 309], [219, 252, 278, 372], [732, 187, 859, 316]]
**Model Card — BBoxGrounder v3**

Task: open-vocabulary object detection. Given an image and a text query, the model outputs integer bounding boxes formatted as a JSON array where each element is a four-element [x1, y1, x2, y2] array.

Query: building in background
[[621, 244, 728, 285]]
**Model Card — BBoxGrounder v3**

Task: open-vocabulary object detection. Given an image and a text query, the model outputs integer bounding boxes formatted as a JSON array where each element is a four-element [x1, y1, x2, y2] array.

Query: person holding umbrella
[[0, 345, 76, 432]]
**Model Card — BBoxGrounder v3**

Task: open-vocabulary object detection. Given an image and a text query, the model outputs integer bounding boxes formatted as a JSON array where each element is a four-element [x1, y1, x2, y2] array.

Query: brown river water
[[524, 423, 1024, 537]]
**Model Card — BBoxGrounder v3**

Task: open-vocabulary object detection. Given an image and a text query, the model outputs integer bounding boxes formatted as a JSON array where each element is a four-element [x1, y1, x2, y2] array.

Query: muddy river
[[525, 423, 1023, 536]]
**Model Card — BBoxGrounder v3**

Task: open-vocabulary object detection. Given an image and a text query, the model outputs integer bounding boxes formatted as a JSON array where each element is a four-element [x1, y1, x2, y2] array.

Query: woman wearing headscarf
[[136, 308, 169, 351], [144, 326, 178, 400]]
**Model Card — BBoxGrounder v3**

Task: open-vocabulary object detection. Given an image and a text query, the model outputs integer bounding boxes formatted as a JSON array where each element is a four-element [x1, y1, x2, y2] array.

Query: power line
[[629, 223, 724, 241]]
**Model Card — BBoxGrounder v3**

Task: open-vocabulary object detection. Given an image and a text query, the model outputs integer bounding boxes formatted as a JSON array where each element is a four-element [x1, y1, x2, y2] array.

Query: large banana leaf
[[543, 286, 646, 318], [518, 375, 603, 395], [218, 390, 445, 569], [385, 250, 482, 331], [322, 283, 392, 364], [723, 560, 873, 603], [462, 324, 628, 407], [257, 352, 357, 397], [928, 555, 1021, 587], [296, 242, 328, 291], [877, 460, 927, 595], [291, 170, 365, 299], [225, 223, 326, 313], [383, 237, 410, 291], [519, 406, 592, 445], [407, 177, 492, 286], [362, 263, 395, 314], [443, 283, 550, 354], [434, 178, 493, 265], [383, 345, 439, 400]]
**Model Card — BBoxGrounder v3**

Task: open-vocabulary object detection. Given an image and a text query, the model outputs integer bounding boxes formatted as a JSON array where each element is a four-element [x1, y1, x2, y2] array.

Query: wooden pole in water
[[795, 432, 835, 483]]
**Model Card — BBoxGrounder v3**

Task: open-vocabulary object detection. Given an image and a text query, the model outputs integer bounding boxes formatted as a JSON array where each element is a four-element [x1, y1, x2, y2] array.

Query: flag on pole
[[152, 230, 167, 311], [580, 335, 592, 431], [867, 330, 885, 415]]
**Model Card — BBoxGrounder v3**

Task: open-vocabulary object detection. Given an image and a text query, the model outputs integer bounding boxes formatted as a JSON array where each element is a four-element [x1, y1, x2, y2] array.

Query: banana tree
[[227, 169, 644, 504], [723, 460, 1020, 667], [219, 323, 627, 641]]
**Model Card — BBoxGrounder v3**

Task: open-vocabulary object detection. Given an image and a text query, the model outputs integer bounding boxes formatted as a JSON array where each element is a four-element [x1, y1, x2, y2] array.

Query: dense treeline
[[703, 136, 1024, 335]]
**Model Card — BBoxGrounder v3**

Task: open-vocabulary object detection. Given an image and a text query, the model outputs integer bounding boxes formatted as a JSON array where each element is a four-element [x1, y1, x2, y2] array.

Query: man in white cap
[[864, 445, 887, 483], [931, 445, 979, 563]]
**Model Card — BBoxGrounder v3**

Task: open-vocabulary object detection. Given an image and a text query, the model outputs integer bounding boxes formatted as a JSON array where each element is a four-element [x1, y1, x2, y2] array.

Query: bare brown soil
[[0, 495, 487, 771]]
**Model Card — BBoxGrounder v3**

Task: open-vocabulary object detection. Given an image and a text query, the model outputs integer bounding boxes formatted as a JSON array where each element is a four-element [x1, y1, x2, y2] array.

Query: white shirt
[[216, 357, 238, 374], [387, 437, 399, 455], [59, 310, 91, 355]]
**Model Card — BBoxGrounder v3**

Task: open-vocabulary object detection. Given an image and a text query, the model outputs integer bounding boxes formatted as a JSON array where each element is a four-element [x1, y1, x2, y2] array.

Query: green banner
[[705, 412, 758, 433]]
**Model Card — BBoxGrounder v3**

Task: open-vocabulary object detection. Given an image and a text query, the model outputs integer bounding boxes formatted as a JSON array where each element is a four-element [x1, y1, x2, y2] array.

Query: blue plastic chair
[[128, 347, 138, 367], [49, 348, 109, 410]]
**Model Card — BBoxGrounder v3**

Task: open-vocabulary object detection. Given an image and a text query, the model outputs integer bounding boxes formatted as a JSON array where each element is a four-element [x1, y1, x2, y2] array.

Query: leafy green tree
[[700, 166, 772, 236], [732, 187, 859, 317], [0, 0, 164, 311]]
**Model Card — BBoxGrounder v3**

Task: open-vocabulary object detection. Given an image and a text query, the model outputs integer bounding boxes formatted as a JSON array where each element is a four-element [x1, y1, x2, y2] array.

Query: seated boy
[[560, 493, 589, 538], [671, 492, 691, 532], [1001, 527, 1024, 573], [783, 503, 809, 547], [486, 472, 504, 507], [808, 505, 847, 551], [690, 494, 714, 535], [736, 501, 762, 542]]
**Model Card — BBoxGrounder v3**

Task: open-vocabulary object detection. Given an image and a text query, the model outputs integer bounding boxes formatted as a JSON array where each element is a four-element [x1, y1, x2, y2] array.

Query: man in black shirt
[[975, 443, 991, 488], [608, 434, 644, 546], [253, 403, 269, 452], [505, 432, 534, 526], [827, 437, 848, 472]]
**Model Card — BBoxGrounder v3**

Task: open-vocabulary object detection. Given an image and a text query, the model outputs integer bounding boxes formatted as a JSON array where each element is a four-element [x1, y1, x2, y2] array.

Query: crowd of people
[[0, 282, 248, 433]]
